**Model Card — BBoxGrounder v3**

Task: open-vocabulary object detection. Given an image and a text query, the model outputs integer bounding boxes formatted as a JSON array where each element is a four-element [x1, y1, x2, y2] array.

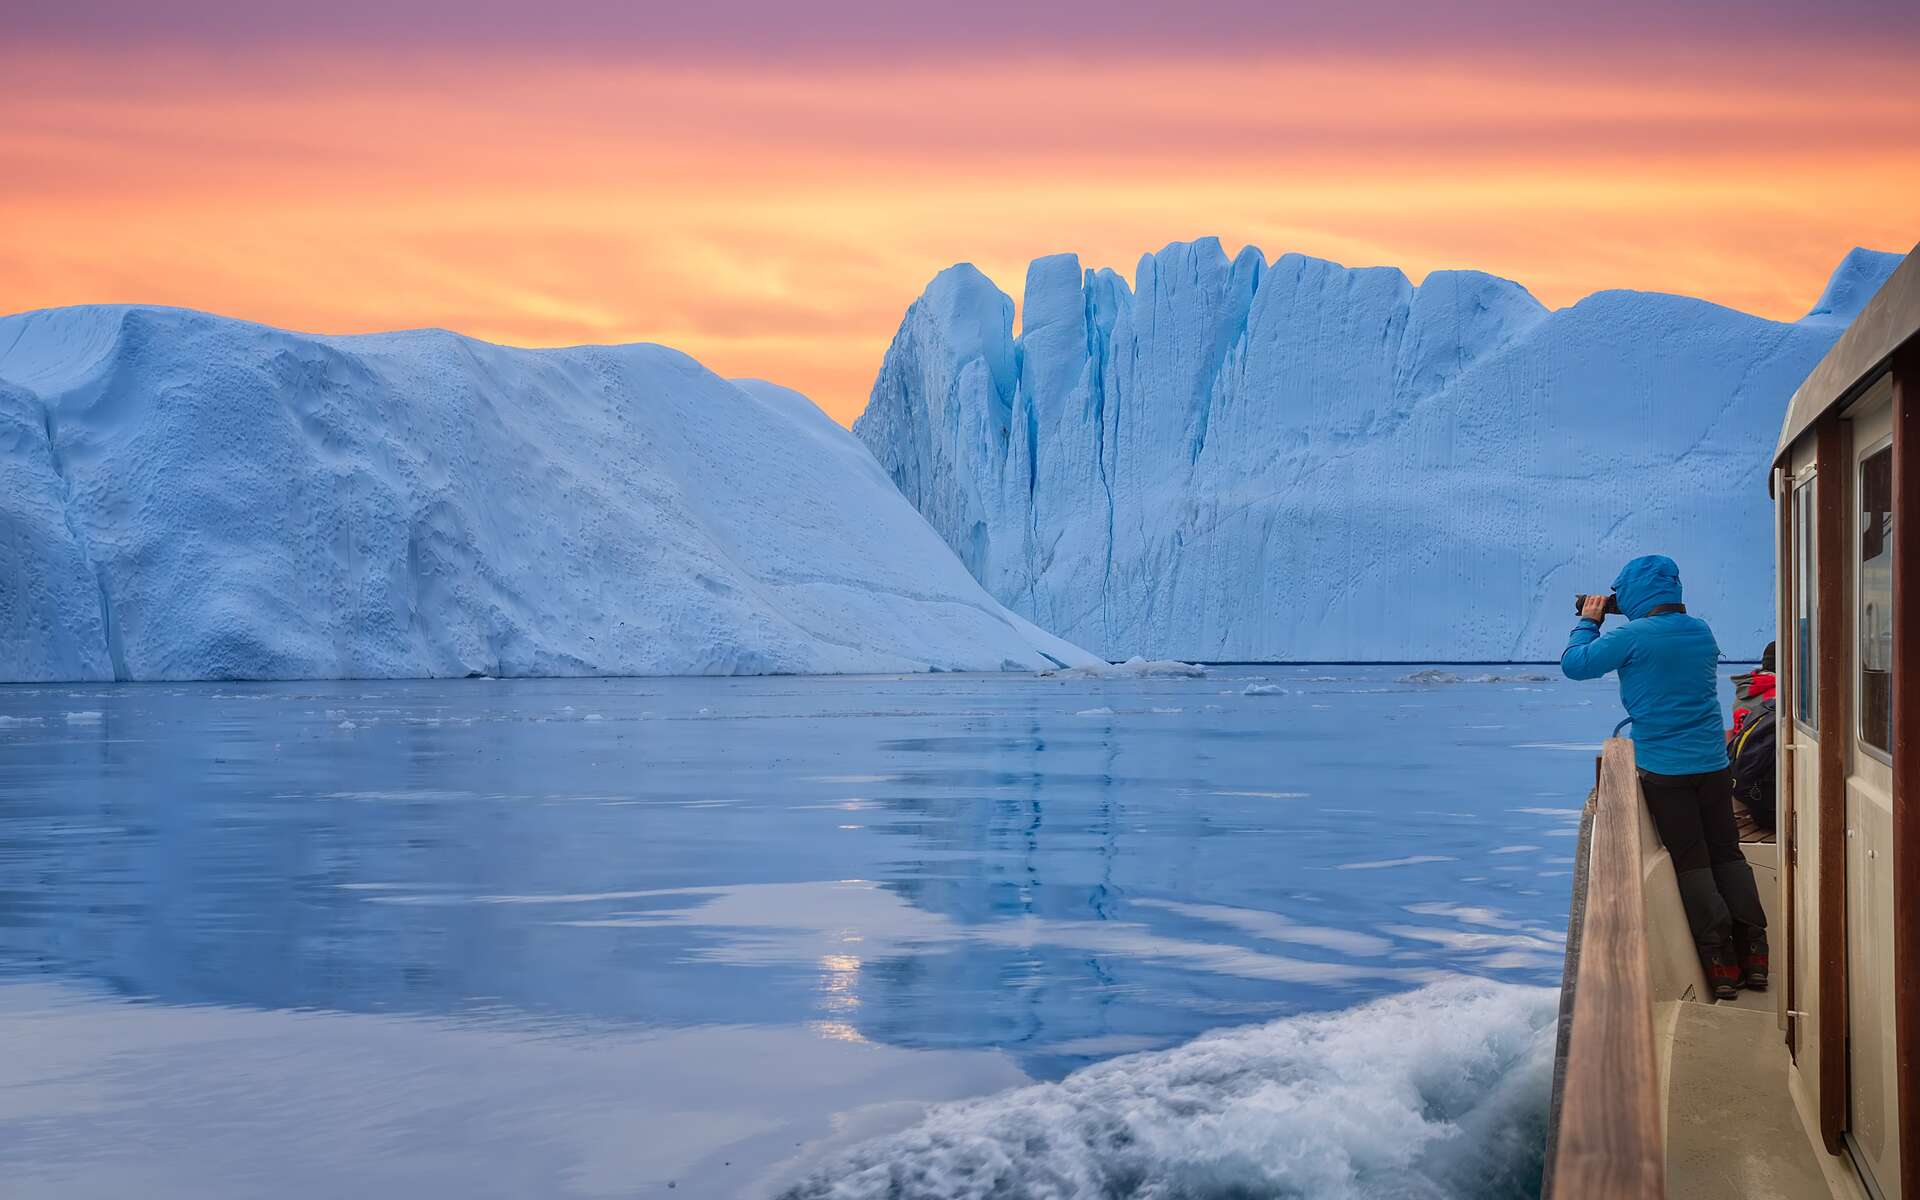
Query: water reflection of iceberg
[[0, 675, 1577, 1086]]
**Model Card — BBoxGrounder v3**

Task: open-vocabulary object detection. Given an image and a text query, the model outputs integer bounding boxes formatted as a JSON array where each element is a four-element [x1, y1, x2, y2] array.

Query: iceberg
[[0, 306, 1096, 681], [856, 240, 1903, 662]]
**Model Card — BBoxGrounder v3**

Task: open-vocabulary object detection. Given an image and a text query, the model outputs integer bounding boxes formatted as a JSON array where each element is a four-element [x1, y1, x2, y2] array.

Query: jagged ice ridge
[[855, 241, 1901, 661]]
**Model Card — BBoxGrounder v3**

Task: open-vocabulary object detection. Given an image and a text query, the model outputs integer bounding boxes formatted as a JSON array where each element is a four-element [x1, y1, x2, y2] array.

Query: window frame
[[1793, 472, 1820, 732], [1855, 436, 1893, 764]]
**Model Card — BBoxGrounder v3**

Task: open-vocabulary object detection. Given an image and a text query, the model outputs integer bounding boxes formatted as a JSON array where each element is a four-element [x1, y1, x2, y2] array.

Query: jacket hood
[[1612, 554, 1683, 619]]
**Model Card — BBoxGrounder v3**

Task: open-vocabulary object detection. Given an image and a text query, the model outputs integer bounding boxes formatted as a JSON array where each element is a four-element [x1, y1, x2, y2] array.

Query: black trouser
[[1638, 768, 1768, 957]]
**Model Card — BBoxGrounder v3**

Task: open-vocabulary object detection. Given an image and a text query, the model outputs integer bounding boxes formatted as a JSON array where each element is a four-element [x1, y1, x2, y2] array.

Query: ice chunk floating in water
[[777, 979, 1557, 1200], [1045, 656, 1208, 679], [856, 240, 1904, 662], [0, 307, 1093, 681]]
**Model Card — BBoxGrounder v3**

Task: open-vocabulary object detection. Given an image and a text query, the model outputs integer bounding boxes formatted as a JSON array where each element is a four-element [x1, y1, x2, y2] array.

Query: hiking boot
[[1705, 942, 1742, 1001], [1739, 940, 1769, 992]]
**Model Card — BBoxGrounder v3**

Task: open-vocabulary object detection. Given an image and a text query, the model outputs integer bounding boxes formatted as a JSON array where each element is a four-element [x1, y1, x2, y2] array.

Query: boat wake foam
[[776, 978, 1556, 1200]]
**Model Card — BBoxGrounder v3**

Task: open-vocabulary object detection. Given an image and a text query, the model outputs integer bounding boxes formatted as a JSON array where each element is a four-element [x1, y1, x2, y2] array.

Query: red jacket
[[1729, 671, 1777, 741]]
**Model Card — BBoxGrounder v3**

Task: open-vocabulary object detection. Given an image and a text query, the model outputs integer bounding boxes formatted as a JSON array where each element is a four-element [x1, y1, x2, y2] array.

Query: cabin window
[[1859, 445, 1893, 758], [1794, 476, 1818, 729]]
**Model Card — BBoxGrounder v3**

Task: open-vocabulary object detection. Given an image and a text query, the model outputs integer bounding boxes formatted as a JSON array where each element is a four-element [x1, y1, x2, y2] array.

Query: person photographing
[[1561, 554, 1767, 1001]]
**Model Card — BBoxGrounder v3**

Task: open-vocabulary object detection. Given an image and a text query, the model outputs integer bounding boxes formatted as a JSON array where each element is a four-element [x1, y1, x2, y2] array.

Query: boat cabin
[[1548, 243, 1918, 1200]]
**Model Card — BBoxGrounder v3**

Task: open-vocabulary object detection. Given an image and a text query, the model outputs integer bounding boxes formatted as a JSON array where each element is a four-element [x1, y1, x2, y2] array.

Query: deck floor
[[1663, 849, 1830, 1197], [1665, 1001, 1830, 1199]]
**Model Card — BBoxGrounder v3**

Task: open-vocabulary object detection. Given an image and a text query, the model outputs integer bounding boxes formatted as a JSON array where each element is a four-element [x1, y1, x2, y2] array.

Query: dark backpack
[[1729, 702, 1777, 830]]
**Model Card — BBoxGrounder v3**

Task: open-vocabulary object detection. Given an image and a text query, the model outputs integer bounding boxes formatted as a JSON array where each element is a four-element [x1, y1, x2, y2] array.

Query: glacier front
[[856, 241, 1901, 662], [0, 306, 1093, 682]]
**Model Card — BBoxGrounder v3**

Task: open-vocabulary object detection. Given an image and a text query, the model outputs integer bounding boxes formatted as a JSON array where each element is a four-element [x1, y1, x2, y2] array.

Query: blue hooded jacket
[[1561, 555, 1727, 775]]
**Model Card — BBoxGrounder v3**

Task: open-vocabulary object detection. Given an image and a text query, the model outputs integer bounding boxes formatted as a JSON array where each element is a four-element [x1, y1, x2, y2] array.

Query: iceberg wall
[[0, 306, 1095, 681], [857, 240, 1902, 661]]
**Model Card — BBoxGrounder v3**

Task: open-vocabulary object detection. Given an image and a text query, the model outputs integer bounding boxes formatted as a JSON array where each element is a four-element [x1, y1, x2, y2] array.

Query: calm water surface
[[0, 667, 1701, 1197]]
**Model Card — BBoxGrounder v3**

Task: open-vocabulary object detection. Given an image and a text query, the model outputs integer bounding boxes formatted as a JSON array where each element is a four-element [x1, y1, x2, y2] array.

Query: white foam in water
[[777, 979, 1556, 1200]]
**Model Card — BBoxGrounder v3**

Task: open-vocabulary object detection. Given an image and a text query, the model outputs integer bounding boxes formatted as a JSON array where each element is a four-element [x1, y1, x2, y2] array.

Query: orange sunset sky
[[5, 2, 1919, 425]]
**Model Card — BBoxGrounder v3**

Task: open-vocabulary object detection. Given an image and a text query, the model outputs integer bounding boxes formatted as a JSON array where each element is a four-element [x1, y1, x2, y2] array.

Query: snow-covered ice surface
[[0, 666, 1757, 1198], [857, 241, 1903, 662], [0, 307, 1093, 681]]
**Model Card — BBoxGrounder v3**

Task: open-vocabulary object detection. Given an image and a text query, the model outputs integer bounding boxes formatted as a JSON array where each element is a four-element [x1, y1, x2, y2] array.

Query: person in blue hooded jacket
[[1562, 554, 1767, 1000]]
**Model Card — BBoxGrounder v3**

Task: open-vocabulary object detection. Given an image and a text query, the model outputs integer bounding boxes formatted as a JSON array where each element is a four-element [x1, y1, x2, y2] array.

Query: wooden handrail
[[1545, 737, 1665, 1199]]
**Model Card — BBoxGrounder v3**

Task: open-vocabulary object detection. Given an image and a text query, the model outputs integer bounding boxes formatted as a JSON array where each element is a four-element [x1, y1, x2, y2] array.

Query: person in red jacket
[[1729, 641, 1777, 741]]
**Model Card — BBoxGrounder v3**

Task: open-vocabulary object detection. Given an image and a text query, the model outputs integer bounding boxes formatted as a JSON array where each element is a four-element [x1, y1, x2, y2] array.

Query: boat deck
[[1662, 844, 1840, 1197], [1664, 1001, 1830, 1198], [1552, 742, 1859, 1200]]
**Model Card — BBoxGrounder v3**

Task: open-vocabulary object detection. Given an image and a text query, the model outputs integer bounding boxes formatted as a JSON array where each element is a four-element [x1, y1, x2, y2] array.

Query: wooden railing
[[1542, 737, 1665, 1199]]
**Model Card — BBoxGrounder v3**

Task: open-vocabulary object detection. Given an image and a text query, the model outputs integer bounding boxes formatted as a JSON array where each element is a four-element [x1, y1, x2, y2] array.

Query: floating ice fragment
[[1046, 656, 1206, 678], [1335, 855, 1457, 871]]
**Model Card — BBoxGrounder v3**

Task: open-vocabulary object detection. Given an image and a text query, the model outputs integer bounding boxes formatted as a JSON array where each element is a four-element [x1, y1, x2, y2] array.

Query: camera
[[1574, 592, 1622, 616]]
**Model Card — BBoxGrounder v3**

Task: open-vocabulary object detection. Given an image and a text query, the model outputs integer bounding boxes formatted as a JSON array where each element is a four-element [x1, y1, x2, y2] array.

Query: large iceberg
[[856, 241, 1902, 662], [0, 306, 1094, 681]]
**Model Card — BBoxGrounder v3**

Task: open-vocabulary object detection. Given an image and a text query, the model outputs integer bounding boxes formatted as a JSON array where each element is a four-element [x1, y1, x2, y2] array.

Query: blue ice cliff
[[856, 241, 1903, 662], [0, 307, 1094, 681]]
